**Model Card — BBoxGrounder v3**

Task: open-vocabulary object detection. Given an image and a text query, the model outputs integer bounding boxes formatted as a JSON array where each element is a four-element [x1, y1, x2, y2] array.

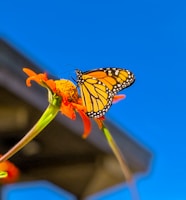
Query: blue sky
[[0, 0, 186, 199]]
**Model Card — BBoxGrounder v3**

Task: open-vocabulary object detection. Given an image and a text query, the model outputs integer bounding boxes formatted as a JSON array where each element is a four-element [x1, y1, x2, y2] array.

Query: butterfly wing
[[83, 68, 135, 94], [76, 70, 114, 118], [76, 68, 135, 118]]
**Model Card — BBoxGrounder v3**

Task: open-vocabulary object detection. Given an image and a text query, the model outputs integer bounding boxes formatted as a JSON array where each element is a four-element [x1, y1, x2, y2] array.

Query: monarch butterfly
[[76, 68, 135, 118]]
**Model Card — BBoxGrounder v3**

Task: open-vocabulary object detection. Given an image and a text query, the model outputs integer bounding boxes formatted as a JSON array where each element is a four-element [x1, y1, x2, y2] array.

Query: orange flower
[[0, 156, 19, 184], [23, 68, 91, 138]]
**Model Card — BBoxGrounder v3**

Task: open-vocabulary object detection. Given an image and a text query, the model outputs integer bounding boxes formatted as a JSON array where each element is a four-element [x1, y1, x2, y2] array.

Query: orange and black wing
[[83, 68, 135, 94], [76, 70, 114, 118], [76, 67, 135, 118]]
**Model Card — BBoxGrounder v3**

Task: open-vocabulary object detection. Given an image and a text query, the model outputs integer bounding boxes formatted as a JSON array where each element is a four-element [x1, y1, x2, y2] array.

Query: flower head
[[23, 68, 91, 137]]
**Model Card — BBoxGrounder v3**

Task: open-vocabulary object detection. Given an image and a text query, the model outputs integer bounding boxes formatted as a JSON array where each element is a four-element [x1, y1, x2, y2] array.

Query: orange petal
[[77, 109, 91, 139], [72, 102, 87, 113], [60, 103, 76, 120], [23, 68, 48, 87], [23, 68, 37, 77], [94, 117, 104, 129], [23, 68, 37, 87], [113, 94, 126, 103], [45, 79, 57, 92]]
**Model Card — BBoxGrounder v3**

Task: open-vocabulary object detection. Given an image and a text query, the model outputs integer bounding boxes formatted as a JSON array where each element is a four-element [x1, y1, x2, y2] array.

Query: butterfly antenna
[[71, 76, 77, 83]]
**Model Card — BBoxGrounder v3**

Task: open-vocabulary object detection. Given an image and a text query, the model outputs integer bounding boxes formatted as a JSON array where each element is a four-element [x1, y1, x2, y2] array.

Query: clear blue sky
[[0, 0, 186, 199]]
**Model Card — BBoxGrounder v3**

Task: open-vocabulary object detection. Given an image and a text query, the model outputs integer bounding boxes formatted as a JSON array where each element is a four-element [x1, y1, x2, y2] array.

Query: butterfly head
[[75, 69, 82, 76]]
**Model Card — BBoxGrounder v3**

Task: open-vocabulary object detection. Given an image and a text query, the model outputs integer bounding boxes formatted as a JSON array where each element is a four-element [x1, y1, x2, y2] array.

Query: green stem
[[0, 102, 60, 163], [101, 123, 132, 181], [101, 123, 140, 200]]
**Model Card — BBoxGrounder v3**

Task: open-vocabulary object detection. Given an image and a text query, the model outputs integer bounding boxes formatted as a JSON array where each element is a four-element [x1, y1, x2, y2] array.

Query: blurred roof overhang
[[0, 38, 152, 199]]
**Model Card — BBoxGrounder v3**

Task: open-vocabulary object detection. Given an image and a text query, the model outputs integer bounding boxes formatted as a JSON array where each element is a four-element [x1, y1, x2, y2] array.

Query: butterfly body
[[76, 68, 135, 118]]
